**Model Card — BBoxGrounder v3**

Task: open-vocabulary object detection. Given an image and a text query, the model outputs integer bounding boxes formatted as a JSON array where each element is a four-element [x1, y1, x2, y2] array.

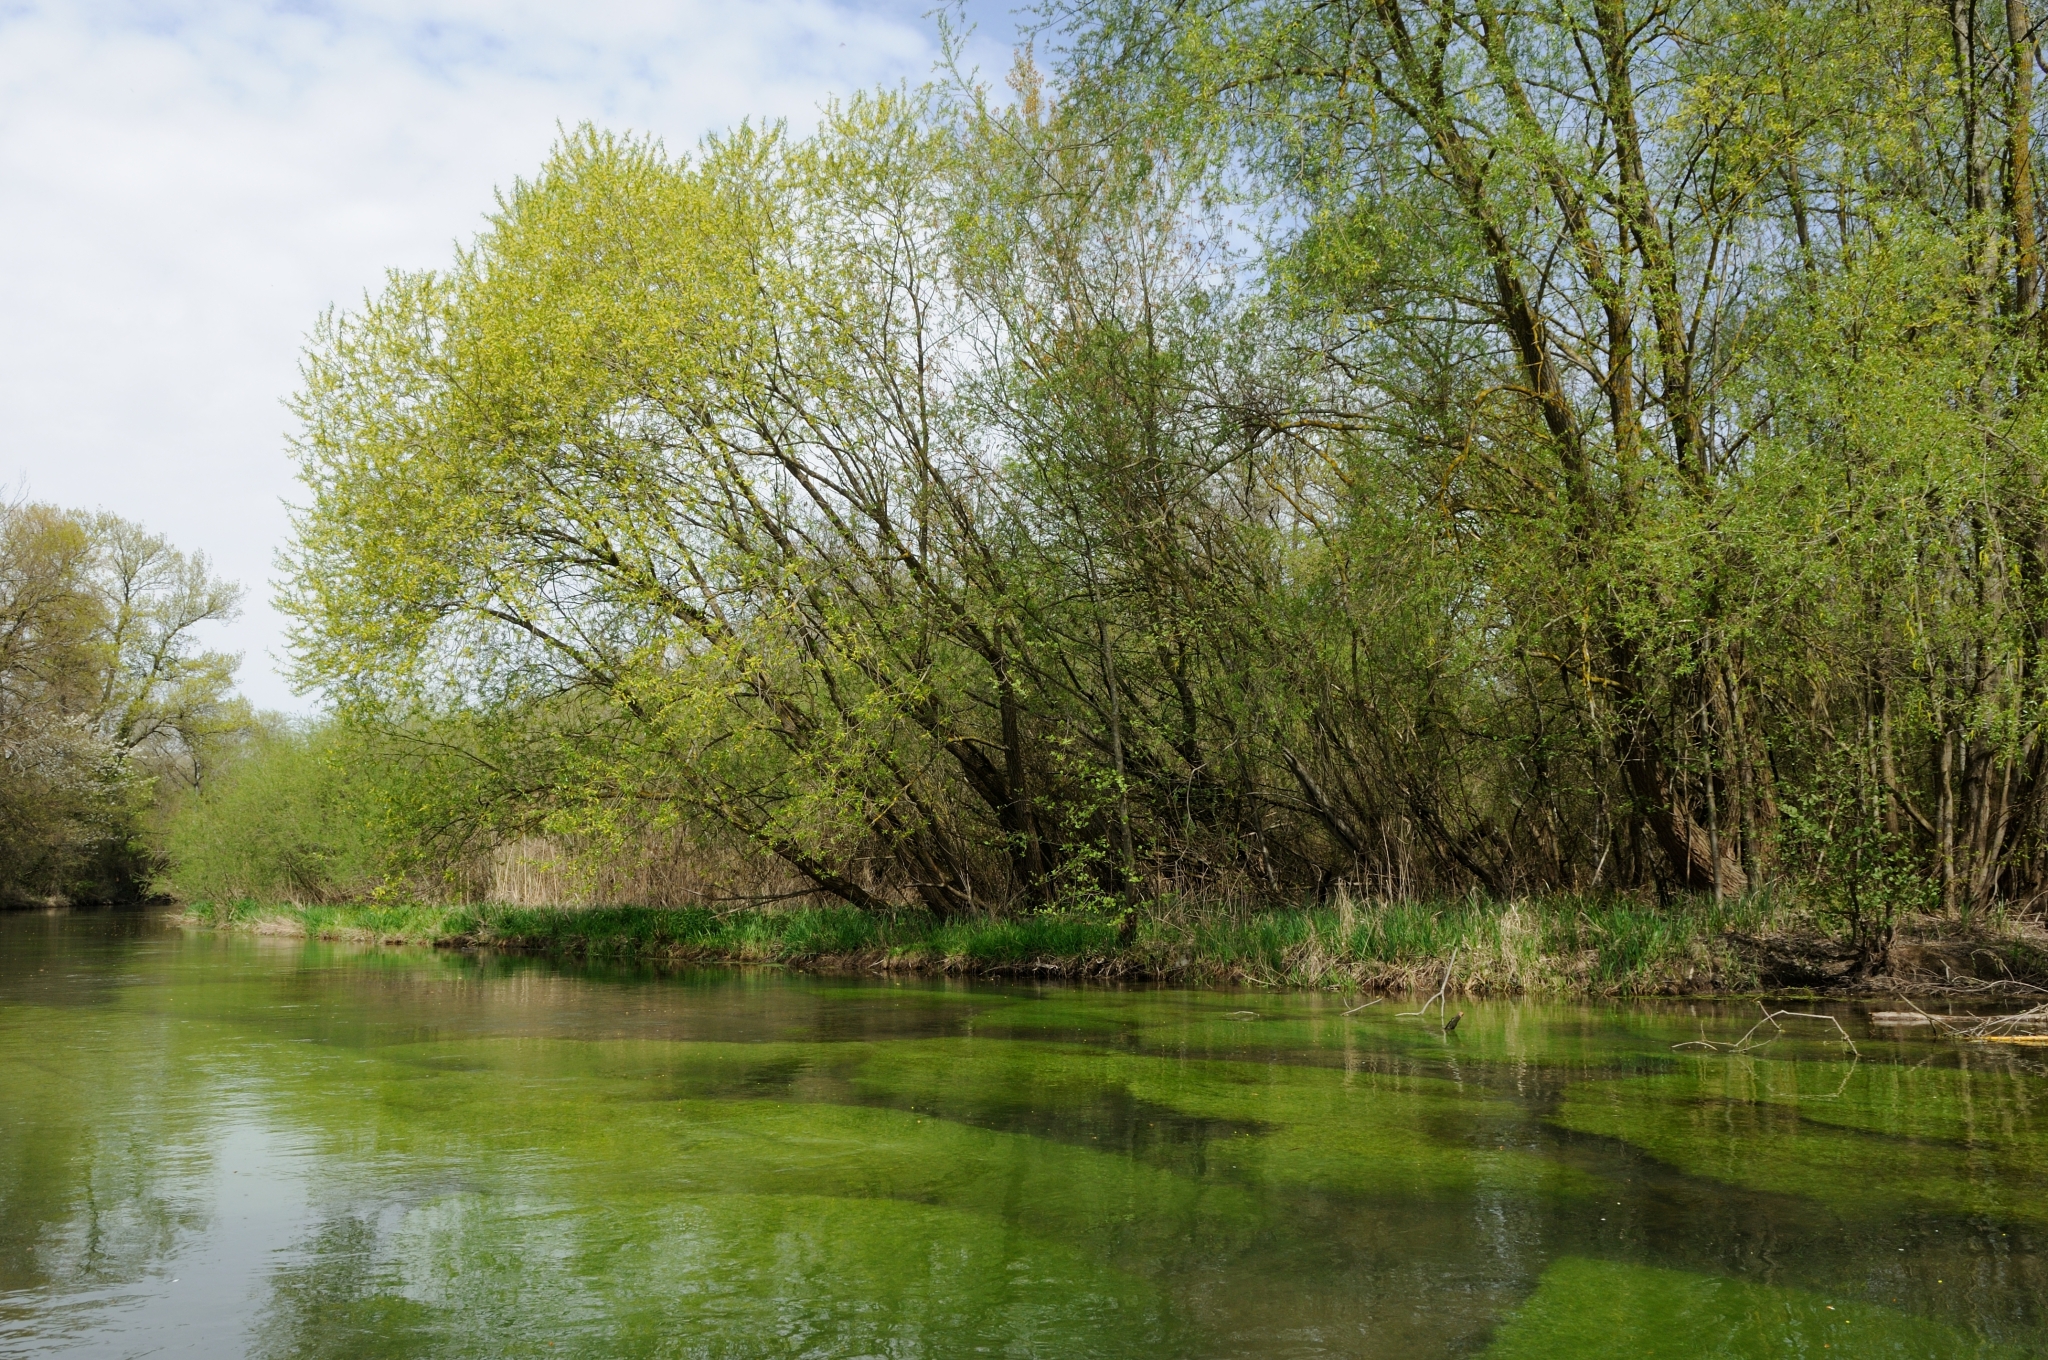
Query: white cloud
[[0, 0, 1015, 712]]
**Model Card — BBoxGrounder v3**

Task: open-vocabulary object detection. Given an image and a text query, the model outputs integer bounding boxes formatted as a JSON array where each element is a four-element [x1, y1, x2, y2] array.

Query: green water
[[1, 912, 2043, 1358]]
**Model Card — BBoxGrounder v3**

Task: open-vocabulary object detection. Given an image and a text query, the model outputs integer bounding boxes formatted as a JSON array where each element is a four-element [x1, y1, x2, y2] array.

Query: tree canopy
[[281, 0, 2048, 923], [0, 501, 244, 899]]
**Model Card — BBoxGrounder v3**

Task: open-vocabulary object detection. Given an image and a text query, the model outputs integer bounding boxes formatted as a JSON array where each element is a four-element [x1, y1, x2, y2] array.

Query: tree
[[0, 500, 244, 900], [1055, 0, 2048, 908], [283, 1, 2048, 917]]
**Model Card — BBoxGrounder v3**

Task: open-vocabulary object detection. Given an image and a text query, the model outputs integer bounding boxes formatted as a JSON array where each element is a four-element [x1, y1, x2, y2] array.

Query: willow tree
[[288, 2, 2048, 915], [1054, 0, 2048, 909], [289, 104, 1183, 912]]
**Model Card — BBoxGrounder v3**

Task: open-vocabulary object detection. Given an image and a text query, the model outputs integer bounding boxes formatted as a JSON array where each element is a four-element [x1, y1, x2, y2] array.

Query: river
[[1, 909, 2042, 1357]]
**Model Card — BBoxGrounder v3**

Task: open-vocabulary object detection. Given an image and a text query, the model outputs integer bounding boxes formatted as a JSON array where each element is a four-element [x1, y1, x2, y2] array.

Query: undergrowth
[[181, 892, 1812, 995]]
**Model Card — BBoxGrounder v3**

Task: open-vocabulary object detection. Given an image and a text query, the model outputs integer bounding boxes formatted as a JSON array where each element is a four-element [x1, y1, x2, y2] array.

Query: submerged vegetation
[[12, 917, 2045, 1355]]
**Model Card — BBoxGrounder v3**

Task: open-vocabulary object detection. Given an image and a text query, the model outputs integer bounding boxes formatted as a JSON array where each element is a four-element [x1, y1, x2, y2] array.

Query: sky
[[0, 0, 1018, 713]]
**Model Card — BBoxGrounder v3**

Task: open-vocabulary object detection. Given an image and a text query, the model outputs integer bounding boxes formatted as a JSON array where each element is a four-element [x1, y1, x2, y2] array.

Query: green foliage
[[1045, 0, 2048, 916], [157, 722, 390, 904], [265, 0, 2048, 927], [0, 500, 245, 901]]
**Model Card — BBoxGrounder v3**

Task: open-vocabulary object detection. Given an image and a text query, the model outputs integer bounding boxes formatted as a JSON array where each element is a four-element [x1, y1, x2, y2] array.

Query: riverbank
[[177, 896, 2048, 997]]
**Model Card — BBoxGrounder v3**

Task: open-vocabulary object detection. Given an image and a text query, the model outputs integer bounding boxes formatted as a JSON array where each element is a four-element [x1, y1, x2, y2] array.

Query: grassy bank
[[174, 893, 2048, 996]]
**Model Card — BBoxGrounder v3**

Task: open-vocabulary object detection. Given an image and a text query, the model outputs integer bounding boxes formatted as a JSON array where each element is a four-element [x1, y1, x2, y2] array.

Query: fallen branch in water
[[1945, 1003, 2048, 1039], [1398, 947, 1459, 1020], [1674, 1001, 1860, 1057], [1343, 997, 1384, 1016], [1872, 996, 2048, 1040], [1888, 994, 1964, 1034]]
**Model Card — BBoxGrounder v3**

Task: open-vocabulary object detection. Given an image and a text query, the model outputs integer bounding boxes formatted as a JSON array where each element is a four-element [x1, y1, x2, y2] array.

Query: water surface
[[2, 910, 2043, 1357]]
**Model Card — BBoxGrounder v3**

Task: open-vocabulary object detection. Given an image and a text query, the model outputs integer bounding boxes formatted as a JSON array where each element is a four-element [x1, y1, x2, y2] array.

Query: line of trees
[[277, 0, 2048, 922]]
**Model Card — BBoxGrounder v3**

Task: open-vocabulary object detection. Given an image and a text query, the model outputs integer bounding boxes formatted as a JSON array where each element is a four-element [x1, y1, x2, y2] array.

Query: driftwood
[[1923, 973, 2047, 998], [1674, 1000, 1860, 1057], [1943, 1003, 2048, 1040], [1397, 947, 1459, 1020], [1879, 995, 2048, 1040], [1342, 997, 1384, 1015]]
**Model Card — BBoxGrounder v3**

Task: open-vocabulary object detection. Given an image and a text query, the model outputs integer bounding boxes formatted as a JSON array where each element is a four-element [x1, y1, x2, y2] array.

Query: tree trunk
[[2008, 0, 2039, 315]]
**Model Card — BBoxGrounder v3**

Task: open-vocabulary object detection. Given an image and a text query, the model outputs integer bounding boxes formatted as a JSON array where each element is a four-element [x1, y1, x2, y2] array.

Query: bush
[[156, 721, 387, 903]]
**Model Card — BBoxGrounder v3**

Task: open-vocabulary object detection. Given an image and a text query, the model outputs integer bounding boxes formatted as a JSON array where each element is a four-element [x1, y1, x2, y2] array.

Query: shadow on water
[[1, 907, 2044, 1358]]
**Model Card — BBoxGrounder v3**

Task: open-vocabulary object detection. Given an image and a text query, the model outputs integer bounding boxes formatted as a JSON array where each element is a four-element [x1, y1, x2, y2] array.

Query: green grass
[[179, 892, 1813, 996]]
